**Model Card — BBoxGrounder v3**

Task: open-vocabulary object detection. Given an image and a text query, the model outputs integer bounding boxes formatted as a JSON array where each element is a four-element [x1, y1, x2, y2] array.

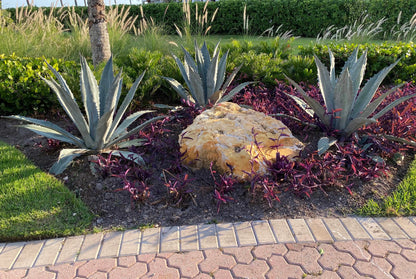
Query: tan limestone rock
[[179, 102, 304, 181]]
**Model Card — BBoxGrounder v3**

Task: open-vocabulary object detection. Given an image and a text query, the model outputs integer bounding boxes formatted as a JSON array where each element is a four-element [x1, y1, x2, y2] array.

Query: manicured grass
[[359, 158, 416, 216], [0, 141, 94, 242]]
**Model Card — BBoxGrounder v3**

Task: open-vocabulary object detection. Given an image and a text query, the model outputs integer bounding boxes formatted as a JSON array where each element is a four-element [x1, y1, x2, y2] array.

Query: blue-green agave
[[285, 47, 416, 154], [6, 57, 164, 174], [163, 41, 252, 108]]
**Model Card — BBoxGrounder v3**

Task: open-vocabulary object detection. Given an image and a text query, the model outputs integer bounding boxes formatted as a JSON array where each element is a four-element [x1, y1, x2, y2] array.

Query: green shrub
[[0, 54, 79, 115], [299, 42, 416, 84]]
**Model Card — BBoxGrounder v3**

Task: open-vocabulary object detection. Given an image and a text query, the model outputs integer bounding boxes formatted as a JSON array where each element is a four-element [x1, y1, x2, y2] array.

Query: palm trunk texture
[[88, 0, 111, 67]]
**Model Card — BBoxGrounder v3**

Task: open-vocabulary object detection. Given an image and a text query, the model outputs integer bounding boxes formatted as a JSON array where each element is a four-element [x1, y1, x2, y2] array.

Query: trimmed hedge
[[0, 55, 79, 116], [6, 0, 416, 37], [299, 42, 416, 84]]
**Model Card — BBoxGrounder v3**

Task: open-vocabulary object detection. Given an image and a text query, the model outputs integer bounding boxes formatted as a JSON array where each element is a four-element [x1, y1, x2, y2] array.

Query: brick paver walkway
[[1, 217, 416, 278]]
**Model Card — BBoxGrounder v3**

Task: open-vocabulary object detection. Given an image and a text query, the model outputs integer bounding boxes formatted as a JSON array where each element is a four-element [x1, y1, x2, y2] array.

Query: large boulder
[[179, 102, 304, 180]]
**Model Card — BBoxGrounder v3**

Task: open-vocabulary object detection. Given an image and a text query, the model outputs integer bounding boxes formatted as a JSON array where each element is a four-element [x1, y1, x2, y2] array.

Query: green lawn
[[0, 140, 94, 242]]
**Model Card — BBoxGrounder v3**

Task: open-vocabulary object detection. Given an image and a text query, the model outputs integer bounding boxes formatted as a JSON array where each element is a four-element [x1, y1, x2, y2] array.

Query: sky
[[2, 0, 144, 9]]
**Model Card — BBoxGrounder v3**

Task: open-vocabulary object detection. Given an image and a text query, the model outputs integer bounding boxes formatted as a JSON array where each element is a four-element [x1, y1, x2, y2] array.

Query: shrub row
[[1, 41, 415, 115], [6, 0, 416, 37], [0, 54, 79, 115]]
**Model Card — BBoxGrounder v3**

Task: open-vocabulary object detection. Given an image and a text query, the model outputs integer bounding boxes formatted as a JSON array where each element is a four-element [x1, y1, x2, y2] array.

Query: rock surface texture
[[179, 102, 304, 180]]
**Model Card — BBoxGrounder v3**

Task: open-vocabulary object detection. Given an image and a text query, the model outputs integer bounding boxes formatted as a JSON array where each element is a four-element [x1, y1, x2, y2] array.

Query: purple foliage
[[163, 171, 193, 206], [210, 162, 236, 213]]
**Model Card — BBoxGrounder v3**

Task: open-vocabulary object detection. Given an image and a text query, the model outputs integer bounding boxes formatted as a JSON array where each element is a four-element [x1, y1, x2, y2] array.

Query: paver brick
[[251, 220, 276, 245], [388, 253, 416, 278], [266, 255, 304, 279], [353, 257, 393, 279], [401, 249, 416, 262], [306, 218, 333, 243], [216, 223, 237, 248], [213, 269, 234, 279], [13, 241, 44, 269], [0, 269, 27, 279], [358, 218, 390, 240], [232, 259, 270, 278], [33, 238, 63, 267], [198, 224, 218, 250], [234, 222, 257, 246], [333, 241, 371, 261], [56, 236, 84, 264], [323, 218, 352, 241], [394, 217, 416, 238], [317, 243, 354, 271], [336, 265, 363, 278], [0, 242, 25, 270], [167, 251, 204, 278], [198, 249, 236, 274], [288, 219, 315, 242], [394, 239, 416, 250], [340, 218, 371, 240], [269, 219, 295, 243], [140, 227, 160, 254], [144, 257, 179, 278], [119, 230, 141, 256], [306, 270, 340, 278], [252, 244, 287, 260], [46, 261, 86, 279], [78, 233, 103, 261], [366, 240, 401, 257], [23, 266, 54, 279], [376, 217, 408, 239], [223, 246, 253, 264], [85, 271, 107, 279], [99, 231, 123, 258], [117, 256, 137, 268], [77, 258, 116, 277], [285, 246, 322, 274], [180, 225, 198, 251], [107, 262, 147, 279], [160, 226, 179, 253]]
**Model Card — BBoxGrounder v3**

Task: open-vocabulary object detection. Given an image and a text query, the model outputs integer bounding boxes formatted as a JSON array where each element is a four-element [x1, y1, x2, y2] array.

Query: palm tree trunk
[[87, 0, 111, 67]]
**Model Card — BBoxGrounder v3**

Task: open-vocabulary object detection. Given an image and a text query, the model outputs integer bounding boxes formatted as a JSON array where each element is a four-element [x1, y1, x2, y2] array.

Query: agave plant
[[5, 56, 164, 175], [163, 41, 252, 108], [285, 47, 416, 154]]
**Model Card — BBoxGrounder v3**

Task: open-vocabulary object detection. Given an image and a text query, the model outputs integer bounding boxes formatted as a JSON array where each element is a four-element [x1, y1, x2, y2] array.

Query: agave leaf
[[221, 64, 242, 91], [206, 50, 220, 102], [182, 46, 198, 74], [188, 66, 205, 106], [109, 150, 146, 165], [329, 49, 336, 88], [284, 93, 315, 117], [49, 148, 87, 175], [199, 41, 211, 81], [344, 117, 377, 136], [285, 75, 329, 126], [107, 71, 145, 142], [218, 82, 253, 103], [95, 109, 115, 150], [173, 54, 193, 93], [359, 84, 404, 119], [351, 59, 400, 119], [349, 50, 367, 99], [314, 54, 334, 112], [103, 71, 122, 118], [111, 110, 155, 141], [4, 115, 85, 147], [41, 77, 95, 148], [116, 139, 146, 149], [318, 137, 337, 155], [162, 77, 192, 101], [341, 47, 359, 76], [333, 68, 354, 130], [107, 115, 165, 147], [373, 93, 416, 120], [44, 61, 75, 100], [215, 50, 229, 92], [99, 55, 114, 115], [19, 124, 84, 147], [80, 56, 100, 138]]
